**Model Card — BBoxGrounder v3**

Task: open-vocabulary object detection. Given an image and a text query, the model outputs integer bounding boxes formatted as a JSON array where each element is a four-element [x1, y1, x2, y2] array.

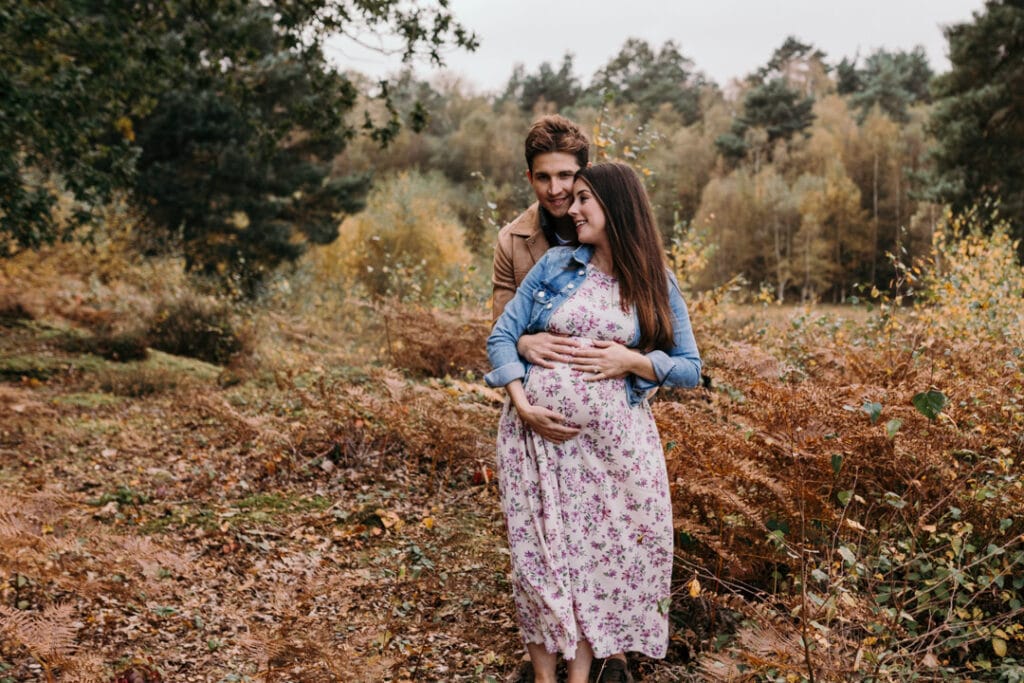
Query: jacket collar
[[508, 203, 540, 237], [571, 244, 594, 265]]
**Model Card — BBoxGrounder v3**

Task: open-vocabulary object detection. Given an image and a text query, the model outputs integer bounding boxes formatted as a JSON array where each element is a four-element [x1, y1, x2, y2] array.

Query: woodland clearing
[[1, 222, 1022, 681]]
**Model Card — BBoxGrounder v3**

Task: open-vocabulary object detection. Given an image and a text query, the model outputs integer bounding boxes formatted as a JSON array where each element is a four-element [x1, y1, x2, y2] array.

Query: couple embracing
[[485, 115, 703, 683]]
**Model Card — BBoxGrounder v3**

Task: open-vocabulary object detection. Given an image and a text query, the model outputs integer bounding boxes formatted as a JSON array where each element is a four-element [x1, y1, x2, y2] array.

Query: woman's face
[[568, 179, 608, 249]]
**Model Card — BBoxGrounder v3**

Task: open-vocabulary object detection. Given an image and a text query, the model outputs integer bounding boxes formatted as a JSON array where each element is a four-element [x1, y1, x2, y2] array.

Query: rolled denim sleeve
[[484, 253, 549, 387], [628, 272, 701, 401]]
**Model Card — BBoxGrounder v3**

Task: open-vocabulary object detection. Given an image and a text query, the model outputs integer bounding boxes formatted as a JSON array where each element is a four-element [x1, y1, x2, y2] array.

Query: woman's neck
[[589, 246, 614, 276]]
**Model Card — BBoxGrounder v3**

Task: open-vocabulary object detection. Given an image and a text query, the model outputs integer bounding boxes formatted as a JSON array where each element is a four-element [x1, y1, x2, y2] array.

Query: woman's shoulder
[[534, 245, 578, 269]]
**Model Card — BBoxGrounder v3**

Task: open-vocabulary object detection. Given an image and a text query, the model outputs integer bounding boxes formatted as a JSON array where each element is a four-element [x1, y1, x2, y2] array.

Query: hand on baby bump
[[517, 332, 581, 368], [569, 339, 634, 380], [516, 403, 581, 444]]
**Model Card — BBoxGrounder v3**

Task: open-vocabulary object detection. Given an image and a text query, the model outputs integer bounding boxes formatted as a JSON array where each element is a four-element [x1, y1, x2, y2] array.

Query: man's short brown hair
[[524, 114, 589, 171]]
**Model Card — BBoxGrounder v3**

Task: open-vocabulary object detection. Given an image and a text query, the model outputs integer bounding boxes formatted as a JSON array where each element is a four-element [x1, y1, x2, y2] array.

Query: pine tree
[[929, 0, 1024, 244]]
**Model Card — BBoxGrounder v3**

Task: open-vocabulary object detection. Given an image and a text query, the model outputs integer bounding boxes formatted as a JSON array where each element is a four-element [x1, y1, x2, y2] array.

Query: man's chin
[[542, 202, 570, 217]]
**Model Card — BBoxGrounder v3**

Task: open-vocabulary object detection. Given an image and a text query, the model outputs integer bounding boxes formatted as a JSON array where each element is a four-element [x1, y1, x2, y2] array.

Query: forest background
[[1, 1, 1023, 681]]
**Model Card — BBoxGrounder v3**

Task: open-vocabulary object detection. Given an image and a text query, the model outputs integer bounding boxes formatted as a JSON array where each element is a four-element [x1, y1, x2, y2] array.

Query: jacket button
[[577, 269, 585, 275], [566, 284, 574, 289], [537, 291, 546, 298], [545, 303, 552, 309]]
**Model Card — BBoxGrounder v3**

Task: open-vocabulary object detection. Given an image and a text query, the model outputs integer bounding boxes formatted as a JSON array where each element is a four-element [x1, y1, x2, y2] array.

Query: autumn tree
[[644, 93, 729, 232], [694, 167, 802, 299]]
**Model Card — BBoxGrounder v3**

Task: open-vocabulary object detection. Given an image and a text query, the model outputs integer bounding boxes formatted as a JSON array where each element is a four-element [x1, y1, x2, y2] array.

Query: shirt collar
[[539, 206, 579, 248]]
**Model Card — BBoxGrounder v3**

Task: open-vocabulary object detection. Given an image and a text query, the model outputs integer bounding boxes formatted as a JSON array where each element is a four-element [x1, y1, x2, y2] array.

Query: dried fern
[[0, 603, 79, 682]]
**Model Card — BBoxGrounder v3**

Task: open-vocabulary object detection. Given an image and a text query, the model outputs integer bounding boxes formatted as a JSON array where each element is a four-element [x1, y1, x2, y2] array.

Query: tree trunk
[[871, 149, 879, 285]]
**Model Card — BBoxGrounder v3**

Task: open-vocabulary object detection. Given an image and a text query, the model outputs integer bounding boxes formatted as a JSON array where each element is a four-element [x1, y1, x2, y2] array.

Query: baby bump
[[525, 363, 626, 429]]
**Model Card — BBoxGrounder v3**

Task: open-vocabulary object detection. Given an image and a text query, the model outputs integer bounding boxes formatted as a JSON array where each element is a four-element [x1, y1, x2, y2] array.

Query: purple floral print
[[495, 267, 672, 660]]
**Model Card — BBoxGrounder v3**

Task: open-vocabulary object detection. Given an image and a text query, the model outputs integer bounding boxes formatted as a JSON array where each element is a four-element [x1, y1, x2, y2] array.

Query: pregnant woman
[[485, 163, 702, 683]]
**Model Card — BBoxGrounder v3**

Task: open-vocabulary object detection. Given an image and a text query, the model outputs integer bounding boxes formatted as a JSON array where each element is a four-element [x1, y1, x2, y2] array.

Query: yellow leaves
[[421, 516, 434, 530], [375, 508, 403, 532], [315, 171, 472, 301], [992, 634, 1008, 657], [687, 575, 702, 598], [114, 116, 135, 142], [229, 211, 250, 230]]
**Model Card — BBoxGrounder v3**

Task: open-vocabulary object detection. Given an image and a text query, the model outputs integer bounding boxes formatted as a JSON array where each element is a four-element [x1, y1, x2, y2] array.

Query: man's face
[[527, 152, 580, 218]]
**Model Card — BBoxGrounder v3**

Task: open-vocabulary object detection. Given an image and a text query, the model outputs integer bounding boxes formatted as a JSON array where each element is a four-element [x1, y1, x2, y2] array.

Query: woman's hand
[[517, 332, 580, 368], [570, 340, 657, 382], [516, 404, 581, 444], [505, 379, 580, 444]]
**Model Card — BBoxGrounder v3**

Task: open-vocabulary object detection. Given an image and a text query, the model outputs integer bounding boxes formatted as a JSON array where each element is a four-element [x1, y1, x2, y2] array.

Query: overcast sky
[[326, 0, 986, 93]]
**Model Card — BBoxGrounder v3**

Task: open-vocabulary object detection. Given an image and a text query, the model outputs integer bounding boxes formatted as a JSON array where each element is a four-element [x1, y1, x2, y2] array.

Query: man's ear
[[525, 168, 533, 182], [586, 161, 592, 168]]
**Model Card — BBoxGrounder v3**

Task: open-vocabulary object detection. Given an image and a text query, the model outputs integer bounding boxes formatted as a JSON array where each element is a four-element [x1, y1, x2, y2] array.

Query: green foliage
[[131, 11, 372, 294], [500, 53, 582, 113], [805, 489, 1023, 679], [588, 38, 708, 124], [757, 37, 826, 79], [0, 3, 147, 248], [743, 79, 816, 145], [846, 47, 934, 122], [929, 0, 1024, 245], [0, 0, 477, 280], [912, 390, 948, 420]]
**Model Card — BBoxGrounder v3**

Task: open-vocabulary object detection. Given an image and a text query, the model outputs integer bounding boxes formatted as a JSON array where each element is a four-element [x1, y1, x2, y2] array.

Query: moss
[[234, 493, 332, 513], [52, 393, 124, 408], [144, 349, 221, 382], [0, 354, 61, 380]]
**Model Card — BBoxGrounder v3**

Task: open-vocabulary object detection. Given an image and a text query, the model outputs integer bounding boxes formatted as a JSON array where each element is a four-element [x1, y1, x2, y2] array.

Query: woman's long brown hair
[[575, 163, 674, 352]]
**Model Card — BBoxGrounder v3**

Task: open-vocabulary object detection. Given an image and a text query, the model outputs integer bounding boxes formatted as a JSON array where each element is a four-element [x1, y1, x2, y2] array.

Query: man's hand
[[517, 332, 580, 368], [516, 404, 581, 444], [570, 340, 655, 381]]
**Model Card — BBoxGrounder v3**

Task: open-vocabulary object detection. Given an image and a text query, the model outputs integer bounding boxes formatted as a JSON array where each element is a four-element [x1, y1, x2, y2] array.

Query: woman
[[485, 163, 702, 683]]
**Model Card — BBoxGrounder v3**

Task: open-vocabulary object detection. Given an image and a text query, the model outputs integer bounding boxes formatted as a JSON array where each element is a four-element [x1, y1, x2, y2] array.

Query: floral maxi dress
[[495, 266, 672, 660]]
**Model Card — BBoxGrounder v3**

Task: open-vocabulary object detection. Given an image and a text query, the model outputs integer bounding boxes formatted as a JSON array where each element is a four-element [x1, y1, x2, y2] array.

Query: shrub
[[914, 206, 1024, 342], [147, 294, 246, 365], [94, 366, 179, 397], [0, 290, 33, 325], [382, 301, 489, 378], [314, 171, 473, 302]]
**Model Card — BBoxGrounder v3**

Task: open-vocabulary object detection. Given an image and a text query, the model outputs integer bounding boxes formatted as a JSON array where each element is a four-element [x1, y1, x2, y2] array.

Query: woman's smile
[[568, 179, 606, 247]]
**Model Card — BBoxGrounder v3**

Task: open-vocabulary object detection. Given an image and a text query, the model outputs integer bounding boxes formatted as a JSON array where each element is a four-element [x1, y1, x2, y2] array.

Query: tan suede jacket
[[491, 203, 552, 322]]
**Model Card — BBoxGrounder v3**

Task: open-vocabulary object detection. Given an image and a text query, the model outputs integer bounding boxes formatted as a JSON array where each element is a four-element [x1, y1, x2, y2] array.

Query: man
[[492, 114, 589, 371], [493, 116, 637, 682]]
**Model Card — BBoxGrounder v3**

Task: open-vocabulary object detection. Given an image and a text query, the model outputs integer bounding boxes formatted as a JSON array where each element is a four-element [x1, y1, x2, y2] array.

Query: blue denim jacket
[[485, 245, 702, 406]]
